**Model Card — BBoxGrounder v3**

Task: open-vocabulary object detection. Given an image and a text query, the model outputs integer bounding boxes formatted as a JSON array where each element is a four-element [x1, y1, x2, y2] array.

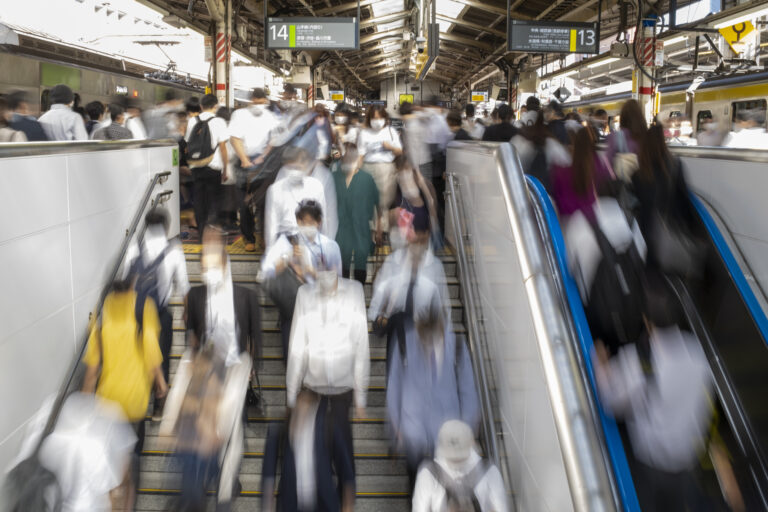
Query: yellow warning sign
[[719, 21, 755, 54]]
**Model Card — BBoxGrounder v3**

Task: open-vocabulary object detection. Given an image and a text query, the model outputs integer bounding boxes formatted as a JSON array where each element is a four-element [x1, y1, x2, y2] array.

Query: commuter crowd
[[3, 79, 755, 512]]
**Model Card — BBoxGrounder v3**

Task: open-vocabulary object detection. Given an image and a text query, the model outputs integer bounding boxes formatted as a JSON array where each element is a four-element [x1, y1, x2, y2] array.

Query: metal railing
[[445, 173, 501, 469], [34, 170, 173, 451]]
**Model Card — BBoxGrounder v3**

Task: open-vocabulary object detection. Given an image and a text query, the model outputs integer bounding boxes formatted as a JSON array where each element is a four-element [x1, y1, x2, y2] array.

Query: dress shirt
[[206, 265, 241, 368], [126, 116, 147, 140], [185, 112, 229, 170], [260, 232, 342, 283], [286, 279, 370, 409], [423, 110, 453, 150], [122, 226, 190, 307], [264, 174, 326, 248], [229, 106, 278, 155], [38, 104, 88, 141]]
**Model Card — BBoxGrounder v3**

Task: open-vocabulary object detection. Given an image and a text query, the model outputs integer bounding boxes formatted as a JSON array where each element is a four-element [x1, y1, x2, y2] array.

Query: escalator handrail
[[445, 173, 501, 468], [33, 171, 172, 456], [526, 176, 641, 512], [690, 193, 768, 349]]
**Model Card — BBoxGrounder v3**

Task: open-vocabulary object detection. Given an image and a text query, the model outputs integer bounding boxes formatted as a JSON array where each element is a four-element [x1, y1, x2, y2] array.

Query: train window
[[696, 110, 713, 132], [731, 100, 767, 129]]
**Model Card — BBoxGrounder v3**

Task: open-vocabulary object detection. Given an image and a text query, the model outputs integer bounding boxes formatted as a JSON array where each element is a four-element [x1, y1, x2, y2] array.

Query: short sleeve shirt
[[357, 125, 402, 163], [229, 107, 278, 156], [186, 112, 229, 170]]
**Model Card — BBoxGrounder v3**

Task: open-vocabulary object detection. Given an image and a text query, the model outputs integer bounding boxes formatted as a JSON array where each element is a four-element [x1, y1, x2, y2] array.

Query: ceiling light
[[663, 35, 687, 45], [587, 57, 620, 68]]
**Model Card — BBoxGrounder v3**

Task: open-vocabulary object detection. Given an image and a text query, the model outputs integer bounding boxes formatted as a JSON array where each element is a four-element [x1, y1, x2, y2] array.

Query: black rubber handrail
[[32, 171, 172, 456]]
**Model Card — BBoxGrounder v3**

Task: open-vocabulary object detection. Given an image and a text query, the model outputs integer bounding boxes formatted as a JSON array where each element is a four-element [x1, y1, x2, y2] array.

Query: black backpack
[[187, 117, 215, 167], [585, 220, 646, 354], [424, 459, 490, 512], [130, 245, 170, 321]]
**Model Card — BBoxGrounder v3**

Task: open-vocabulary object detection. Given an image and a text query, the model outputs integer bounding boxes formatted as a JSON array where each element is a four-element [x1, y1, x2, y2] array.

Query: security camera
[[416, 36, 426, 54]]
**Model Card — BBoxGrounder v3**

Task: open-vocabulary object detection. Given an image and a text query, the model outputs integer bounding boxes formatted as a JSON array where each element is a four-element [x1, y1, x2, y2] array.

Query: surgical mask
[[317, 270, 337, 294], [703, 122, 716, 132], [371, 119, 386, 130], [298, 224, 318, 241], [279, 99, 295, 110], [285, 168, 304, 183], [335, 116, 347, 125], [341, 163, 355, 174], [250, 104, 265, 116], [203, 268, 224, 288]]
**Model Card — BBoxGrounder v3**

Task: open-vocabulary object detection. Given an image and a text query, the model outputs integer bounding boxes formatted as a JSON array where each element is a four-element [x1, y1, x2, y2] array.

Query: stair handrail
[[32, 171, 172, 456]]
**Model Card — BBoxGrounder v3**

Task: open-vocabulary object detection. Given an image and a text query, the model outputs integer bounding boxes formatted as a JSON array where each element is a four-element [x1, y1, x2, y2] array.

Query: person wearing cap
[[38, 84, 88, 141], [412, 420, 508, 512]]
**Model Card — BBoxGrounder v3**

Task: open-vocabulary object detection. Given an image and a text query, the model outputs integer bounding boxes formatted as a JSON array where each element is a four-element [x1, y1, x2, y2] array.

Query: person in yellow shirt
[[82, 278, 167, 511]]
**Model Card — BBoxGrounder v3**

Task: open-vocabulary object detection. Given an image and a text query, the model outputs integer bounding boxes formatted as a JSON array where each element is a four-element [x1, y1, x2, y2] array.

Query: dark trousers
[[319, 391, 356, 499], [158, 304, 173, 383], [635, 461, 706, 511], [192, 166, 222, 232], [279, 313, 292, 359], [237, 184, 256, 243], [432, 174, 445, 235], [342, 265, 367, 286], [179, 452, 218, 511]]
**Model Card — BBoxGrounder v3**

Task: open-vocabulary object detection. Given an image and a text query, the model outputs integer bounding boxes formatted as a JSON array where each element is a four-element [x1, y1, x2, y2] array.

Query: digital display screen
[[508, 20, 599, 54], [266, 17, 359, 50]]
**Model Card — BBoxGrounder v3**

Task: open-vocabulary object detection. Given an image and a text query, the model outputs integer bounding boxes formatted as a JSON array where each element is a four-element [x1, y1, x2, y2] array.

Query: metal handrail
[[33, 171, 172, 454], [445, 173, 501, 468]]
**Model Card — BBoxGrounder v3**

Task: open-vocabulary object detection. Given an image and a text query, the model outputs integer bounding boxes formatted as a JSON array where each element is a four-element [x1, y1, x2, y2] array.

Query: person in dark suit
[[7, 90, 48, 141], [481, 104, 517, 142], [447, 110, 472, 141]]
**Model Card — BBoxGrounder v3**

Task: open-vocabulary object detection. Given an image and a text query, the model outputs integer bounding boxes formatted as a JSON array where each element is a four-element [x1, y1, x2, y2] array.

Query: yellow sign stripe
[[569, 29, 577, 52]]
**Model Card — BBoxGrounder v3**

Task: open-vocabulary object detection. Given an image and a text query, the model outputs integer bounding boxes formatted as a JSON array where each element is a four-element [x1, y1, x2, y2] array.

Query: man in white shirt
[[723, 108, 768, 149], [186, 94, 230, 232], [263, 146, 326, 248], [125, 99, 148, 140], [286, 267, 370, 511], [38, 84, 89, 141], [230, 88, 279, 252]]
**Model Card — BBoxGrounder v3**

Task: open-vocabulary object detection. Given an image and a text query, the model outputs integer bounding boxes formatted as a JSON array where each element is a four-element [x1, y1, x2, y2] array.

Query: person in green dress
[[334, 144, 381, 285]]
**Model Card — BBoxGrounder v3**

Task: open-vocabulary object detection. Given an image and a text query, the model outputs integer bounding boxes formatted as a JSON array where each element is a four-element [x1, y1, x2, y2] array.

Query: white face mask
[[250, 104, 265, 116], [317, 270, 337, 294], [285, 168, 304, 183], [371, 119, 386, 130], [703, 122, 716, 132], [335, 116, 347, 125], [203, 267, 224, 288], [341, 163, 355, 174], [298, 224, 318, 241]]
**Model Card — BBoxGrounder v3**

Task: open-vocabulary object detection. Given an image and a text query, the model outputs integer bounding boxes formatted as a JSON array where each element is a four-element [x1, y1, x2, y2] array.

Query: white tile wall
[[0, 144, 178, 482]]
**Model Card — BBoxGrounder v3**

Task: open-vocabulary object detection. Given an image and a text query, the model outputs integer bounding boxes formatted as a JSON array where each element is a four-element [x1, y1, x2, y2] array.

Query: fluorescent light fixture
[[378, 20, 404, 32], [663, 35, 687, 46], [587, 57, 620, 68], [371, 0, 403, 18], [713, 6, 768, 29], [555, 69, 578, 79]]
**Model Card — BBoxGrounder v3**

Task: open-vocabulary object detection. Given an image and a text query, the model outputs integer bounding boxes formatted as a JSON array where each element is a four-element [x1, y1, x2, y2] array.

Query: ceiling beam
[[435, 14, 506, 38], [360, 10, 411, 30], [315, 0, 377, 16], [360, 28, 407, 45], [439, 32, 493, 51]]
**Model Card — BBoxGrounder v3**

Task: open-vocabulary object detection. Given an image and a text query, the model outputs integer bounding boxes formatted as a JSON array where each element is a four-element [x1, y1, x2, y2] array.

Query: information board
[[266, 17, 359, 50], [362, 99, 387, 107], [471, 91, 488, 102], [399, 94, 414, 104], [508, 20, 599, 54], [330, 90, 345, 101]]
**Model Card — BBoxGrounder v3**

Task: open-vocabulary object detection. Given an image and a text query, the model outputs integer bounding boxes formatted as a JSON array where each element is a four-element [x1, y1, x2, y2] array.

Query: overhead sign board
[[266, 17, 359, 50], [330, 90, 345, 101], [471, 91, 488, 102], [362, 99, 387, 107], [508, 20, 599, 54], [399, 94, 414, 104]]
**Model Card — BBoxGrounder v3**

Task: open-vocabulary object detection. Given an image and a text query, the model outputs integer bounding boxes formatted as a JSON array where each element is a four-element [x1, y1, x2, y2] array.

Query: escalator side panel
[[689, 194, 768, 466], [526, 176, 641, 512]]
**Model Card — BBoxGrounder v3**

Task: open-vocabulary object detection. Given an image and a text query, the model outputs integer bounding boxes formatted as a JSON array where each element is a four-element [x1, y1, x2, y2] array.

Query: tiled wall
[[448, 146, 574, 512], [0, 144, 178, 478]]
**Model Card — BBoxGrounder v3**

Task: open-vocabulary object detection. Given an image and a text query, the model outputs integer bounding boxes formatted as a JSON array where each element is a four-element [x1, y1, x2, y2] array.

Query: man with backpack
[[186, 93, 230, 232], [412, 420, 508, 512], [123, 208, 190, 418]]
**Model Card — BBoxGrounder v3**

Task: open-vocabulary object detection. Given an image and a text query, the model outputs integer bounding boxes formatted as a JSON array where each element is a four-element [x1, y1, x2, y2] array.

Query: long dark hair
[[522, 110, 551, 146], [571, 126, 598, 196], [638, 122, 672, 181], [619, 99, 647, 143]]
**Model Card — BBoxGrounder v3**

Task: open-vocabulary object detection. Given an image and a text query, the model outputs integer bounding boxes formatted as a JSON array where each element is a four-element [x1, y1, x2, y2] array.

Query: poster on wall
[[331, 90, 345, 101], [471, 91, 488, 102]]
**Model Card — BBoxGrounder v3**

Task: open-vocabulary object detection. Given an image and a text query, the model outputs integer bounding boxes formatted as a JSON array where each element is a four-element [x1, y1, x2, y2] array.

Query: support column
[[215, 21, 229, 105], [635, 14, 657, 124]]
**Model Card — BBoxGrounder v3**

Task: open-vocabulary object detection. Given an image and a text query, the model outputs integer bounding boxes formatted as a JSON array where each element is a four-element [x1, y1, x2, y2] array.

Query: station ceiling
[[142, 0, 748, 95]]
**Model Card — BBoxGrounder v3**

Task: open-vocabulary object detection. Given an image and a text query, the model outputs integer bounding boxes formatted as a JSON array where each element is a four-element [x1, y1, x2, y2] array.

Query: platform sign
[[508, 20, 599, 54], [330, 90, 345, 101], [399, 94, 414, 104], [719, 21, 755, 55], [362, 99, 387, 107], [266, 17, 359, 50], [471, 91, 488, 102]]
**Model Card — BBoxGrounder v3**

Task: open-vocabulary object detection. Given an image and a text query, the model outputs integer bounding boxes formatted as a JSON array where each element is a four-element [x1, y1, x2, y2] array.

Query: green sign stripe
[[289, 24, 296, 48]]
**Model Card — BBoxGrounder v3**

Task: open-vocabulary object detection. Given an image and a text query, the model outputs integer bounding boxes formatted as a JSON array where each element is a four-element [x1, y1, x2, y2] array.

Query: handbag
[[650, 213, 703, 277], [263, 266, 302, 319], [612, 130, 639, 182]]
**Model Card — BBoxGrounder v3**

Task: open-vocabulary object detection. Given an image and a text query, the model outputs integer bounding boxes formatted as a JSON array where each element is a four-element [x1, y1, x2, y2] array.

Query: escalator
[[525, 174, 768, 511]]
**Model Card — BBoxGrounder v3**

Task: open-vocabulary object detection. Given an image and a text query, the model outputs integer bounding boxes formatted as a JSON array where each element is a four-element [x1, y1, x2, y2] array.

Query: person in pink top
[[551, 126, 614, 221]]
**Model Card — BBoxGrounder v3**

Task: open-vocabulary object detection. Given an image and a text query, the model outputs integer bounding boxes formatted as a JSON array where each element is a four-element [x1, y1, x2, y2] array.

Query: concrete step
[[167, 356, 388, 378], [135, 492, 410, 511], [172, 330, 390, 350]]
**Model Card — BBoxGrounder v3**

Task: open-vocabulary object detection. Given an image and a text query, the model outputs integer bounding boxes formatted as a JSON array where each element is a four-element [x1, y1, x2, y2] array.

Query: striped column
[[215, 23, 229, 104]]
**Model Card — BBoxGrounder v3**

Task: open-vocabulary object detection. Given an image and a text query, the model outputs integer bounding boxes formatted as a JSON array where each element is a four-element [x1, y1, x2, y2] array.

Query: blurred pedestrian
[[696, 112, 724, 147], [0, 97, 27, 142], [286, 266, 370, 511], [481, 103, 517, 141], [545, 100, 569, 146], [462, 103, 485, 139], [723, 108, 768, 148], [605, 99, 646, 180], [7, 90, 47, 141], [447, 110, 472, 141], [38, 84, 88, 141], [389, 155, 438, 251], [357, 104, 403, 233], [334, 144, 381, 284], [144, 90, 183, 140], [92, 103, 133, 141], [412, 420, 508, 512], [84, 101, 105, 137], [590, 108, 610, 142], [124, 98, 147, 140], [399, 101, 431, 181], [511, 109, 571, 192]]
